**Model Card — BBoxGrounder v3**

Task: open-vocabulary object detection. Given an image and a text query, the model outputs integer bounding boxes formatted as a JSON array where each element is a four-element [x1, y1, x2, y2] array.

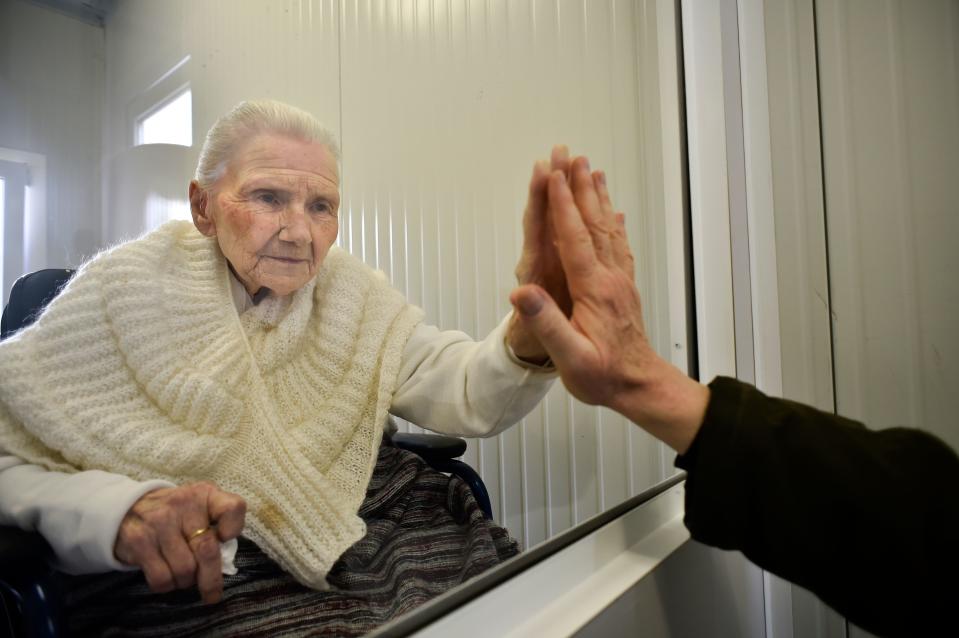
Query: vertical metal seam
[[811, 0, 841, 420], [721, 0, 755, 385]]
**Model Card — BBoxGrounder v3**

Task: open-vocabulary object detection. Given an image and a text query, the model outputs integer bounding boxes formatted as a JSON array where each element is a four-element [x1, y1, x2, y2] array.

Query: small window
[[136, 88, 192, 147]]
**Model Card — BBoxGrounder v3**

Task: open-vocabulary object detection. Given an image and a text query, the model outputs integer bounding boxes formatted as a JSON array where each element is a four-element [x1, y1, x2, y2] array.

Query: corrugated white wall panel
[[338, 0, 679, 547], [103, 0, 684, 551]]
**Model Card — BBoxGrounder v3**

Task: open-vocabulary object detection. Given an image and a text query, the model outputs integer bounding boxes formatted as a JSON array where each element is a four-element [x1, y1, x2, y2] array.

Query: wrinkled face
[[190, 133, 340, 297]]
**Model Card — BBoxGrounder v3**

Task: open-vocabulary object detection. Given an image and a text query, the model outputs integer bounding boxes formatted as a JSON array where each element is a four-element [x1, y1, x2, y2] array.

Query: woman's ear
[[189, 181, 216, 237]]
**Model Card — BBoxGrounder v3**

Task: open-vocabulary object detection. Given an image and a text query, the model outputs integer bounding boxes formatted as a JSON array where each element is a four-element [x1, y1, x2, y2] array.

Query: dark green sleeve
[[675, 376, 959, 637]]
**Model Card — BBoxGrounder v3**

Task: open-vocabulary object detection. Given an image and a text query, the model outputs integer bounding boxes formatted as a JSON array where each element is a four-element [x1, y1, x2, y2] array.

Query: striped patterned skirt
[[61, 444, 519, 637]]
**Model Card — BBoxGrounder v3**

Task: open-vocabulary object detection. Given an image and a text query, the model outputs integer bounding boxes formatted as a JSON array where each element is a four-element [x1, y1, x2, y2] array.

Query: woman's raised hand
[[508, 145, 574, 363], [114, 481, 246, 604]]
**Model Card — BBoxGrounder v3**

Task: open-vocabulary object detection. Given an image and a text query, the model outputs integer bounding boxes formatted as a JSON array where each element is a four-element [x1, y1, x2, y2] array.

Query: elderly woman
[[0, 101, 573, 635]]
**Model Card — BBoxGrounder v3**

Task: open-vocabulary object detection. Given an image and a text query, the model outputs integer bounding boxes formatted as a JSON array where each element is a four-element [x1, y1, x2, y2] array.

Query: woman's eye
[[256, 192, 278, 205], [311, 202, 331, 214]]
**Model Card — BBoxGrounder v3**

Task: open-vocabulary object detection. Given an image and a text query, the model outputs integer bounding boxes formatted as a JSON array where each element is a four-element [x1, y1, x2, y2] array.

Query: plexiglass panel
[[0, 0, 689, 633]]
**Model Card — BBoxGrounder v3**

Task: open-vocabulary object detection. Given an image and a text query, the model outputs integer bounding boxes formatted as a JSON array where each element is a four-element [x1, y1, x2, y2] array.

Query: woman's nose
[[278, 206, 312, 244]]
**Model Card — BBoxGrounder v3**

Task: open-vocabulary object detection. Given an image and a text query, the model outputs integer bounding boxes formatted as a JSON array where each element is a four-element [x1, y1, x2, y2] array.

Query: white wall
[[763, 0, 959, 636], [0, 0, 104, 269], [763, 0, 847, 634], [101, 0, 688, 550], [817, 0, 959, 455]]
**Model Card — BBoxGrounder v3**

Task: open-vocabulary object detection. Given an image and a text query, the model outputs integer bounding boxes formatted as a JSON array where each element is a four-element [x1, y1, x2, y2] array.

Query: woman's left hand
[[509, 145, 574, 364]]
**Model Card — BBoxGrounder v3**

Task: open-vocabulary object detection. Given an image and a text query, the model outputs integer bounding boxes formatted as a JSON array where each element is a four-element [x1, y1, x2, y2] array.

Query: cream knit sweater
[[0, 220, 424, 589]]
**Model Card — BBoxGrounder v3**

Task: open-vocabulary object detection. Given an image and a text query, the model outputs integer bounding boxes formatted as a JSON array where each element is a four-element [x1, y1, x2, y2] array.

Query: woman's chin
[[259, 272, 313, 297]]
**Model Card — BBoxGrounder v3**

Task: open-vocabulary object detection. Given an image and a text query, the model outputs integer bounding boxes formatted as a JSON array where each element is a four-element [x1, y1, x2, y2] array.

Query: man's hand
[[509, 156, 709, 453], [114, 481, 246, 604], [508, 145, 574, 364]]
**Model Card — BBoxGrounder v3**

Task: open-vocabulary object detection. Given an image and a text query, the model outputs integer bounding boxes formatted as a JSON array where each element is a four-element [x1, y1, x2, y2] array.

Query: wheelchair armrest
[[0, 526, 52, 579], [0, 526, 64, 638], [390, 432, 467, 462], [389, 433, 492, 519]]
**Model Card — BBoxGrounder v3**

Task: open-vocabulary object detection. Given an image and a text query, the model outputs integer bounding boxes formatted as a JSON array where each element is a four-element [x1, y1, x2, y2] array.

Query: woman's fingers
[[158, 524, 199, 589], [191, 531, 224, 604], [550, 144, 571, 177], [192, 483, 244, 603], [522, 159, 551, 247], [207, 488, 247, 542], [116, 520, 176, 593], [141, 551, 177, 594], [115, 481, 246, 604]]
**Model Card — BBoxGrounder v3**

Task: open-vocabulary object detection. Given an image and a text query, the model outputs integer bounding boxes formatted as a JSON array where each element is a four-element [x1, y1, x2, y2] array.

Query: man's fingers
[[570, 158, 615, 265], [207, 489, 247, 541], [548, 171, 599, 285], [611, 212, 635, 280], [593, 170, 617, 227], [509, 285, 593, 371]]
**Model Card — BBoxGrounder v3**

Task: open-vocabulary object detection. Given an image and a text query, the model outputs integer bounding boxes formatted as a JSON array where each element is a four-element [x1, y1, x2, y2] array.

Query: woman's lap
[[62, 445, 518, 637]]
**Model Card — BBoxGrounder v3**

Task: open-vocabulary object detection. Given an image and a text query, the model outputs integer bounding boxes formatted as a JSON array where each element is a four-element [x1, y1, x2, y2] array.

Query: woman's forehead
[[229, 134, 339, 186]]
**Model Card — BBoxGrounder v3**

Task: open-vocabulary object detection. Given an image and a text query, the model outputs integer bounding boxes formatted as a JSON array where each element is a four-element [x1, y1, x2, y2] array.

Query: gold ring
[[187, 526, 211, 542]]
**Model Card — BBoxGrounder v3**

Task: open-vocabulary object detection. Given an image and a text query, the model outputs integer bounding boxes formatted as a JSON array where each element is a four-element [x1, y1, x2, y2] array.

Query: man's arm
[[678, 377, 958, 636], [508, 155, 959, 636]]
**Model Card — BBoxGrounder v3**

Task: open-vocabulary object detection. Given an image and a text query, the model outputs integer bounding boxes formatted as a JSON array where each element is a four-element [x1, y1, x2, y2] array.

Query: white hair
[[194, 99, 341, 189]]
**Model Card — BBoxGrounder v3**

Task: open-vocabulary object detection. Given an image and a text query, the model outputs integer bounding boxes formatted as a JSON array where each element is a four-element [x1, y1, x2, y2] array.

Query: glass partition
[[0, 0, 690, 634]]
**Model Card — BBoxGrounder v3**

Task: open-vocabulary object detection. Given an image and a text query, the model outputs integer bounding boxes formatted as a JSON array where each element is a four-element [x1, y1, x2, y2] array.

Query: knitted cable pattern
[[0, 220, 424, 588]]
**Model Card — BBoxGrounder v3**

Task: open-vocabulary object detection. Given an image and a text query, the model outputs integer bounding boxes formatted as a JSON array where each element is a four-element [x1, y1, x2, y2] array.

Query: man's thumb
[[509, 285, 587, 368]]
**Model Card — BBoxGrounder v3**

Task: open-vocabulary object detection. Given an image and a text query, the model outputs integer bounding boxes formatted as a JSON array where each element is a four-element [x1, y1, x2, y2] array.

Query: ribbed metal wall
[[103, 0, 683, 550]]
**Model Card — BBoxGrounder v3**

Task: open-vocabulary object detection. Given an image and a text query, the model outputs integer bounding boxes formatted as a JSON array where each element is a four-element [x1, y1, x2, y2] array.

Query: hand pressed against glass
[[507, 144, 574, 363], [509, 156, 709, 453], [190, 133, 341, 297]]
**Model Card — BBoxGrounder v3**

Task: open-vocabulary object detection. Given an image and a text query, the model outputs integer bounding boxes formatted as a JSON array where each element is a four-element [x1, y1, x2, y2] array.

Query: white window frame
[[126, 55, 192, 149]]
